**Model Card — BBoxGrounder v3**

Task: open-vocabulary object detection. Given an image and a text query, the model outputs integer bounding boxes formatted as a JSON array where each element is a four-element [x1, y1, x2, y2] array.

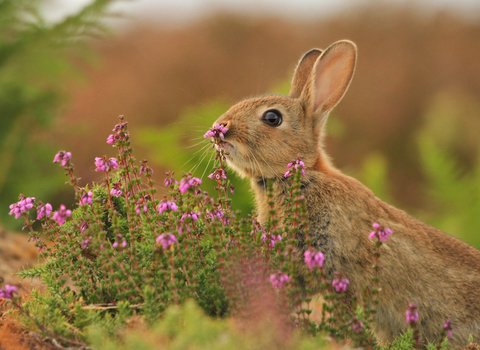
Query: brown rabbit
[[212, 40, 480, 346]]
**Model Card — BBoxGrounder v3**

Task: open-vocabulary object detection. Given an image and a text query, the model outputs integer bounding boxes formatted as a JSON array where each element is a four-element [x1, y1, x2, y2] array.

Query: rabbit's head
[[214, 40, 357, 179]]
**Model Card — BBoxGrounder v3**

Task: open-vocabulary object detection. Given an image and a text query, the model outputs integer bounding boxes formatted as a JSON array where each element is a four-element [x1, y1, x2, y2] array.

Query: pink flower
[[157, 199, 178, 214], [369, 222, 393, 242], [36, 203, 52, 220], [304, 250, 325, 270], [262, 234, 282, 249], [52, 204, 72, 226], [284, 157, 306, 178], [204, 123, 228, 139], [110, 188, 123, 197], [94, 157, 119, 172], [332, 273, 350, 293], [179, 176, 202, 193], [106, 134, 117, 144], [164, 172, 179, 187], [208, 168, 227, 181], [270, 272, 290, 289], [0, 284, 17, 299], [139, 161, 154, 176], [81, 239, 90, 250], [9, 197, 36, 219], [406, 303, 419, 324], [156, 233, 178, 249], [181, 211, 200, 222], [444, 319, 453, 338], [53, 151, 71, 167], [349, 317, 364, 333], [79, 191, 93, 205]]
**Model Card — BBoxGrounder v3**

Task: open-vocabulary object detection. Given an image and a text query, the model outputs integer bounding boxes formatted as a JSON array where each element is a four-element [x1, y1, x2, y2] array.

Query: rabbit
[[211, 40, 480, 346]]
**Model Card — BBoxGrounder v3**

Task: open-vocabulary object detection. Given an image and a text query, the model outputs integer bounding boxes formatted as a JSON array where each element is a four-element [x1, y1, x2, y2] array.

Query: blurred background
[[2, 0, 480, 247]]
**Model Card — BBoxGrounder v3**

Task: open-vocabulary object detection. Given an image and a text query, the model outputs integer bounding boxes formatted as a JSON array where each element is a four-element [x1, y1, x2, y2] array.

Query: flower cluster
[[0, 284, 17, 299], [262, 233, 282, 249], [94, 157, 119, 172], [110, 182, 123, 197], [36, 203, 52, 220], [179, 176, 202, 193], [52, 204, 72, 226], [332, 273, 350, 293], [304, 250, 325, 271], [204, 123, 228, 140], [406, 302, 419, 324], [156, 233, 178, 250], [53, 151, 71, 167], [284, 157, 306, 178], [270, 272, 290, 289], [106, 119, 129, 145], [158, 198, 178, 214], [208, 168, 227, 182], [9, 197, 35, 219], [368, 222, 393, 242], [444, 319, 453, 338], [79, 191, 93, 206], [349, 317, 365, 333]]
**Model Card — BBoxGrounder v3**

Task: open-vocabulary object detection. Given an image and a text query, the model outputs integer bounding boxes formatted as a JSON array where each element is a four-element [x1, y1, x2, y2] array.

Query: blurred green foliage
[[0, 0, 115, 229], [138, 100, 254, 215], [88, 300, 327, 350]]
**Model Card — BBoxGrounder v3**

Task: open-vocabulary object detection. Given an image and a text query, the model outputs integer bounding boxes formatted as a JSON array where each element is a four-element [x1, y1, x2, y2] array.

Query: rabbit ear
[[305, 40, 357, 115], [289, 49, 323, 98]]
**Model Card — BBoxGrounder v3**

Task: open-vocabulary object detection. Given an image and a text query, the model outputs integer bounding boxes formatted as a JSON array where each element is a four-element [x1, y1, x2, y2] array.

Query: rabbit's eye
[[262, 110, 283, 127]]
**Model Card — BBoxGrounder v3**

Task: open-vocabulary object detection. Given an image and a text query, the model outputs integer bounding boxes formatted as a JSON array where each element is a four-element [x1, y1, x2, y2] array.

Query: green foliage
[[88, 300, 327, 350], [0, 0, 116, 229]]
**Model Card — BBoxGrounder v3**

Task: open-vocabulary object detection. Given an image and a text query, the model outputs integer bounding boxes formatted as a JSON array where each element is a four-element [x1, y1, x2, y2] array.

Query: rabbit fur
[[212, 40, 480, 346]]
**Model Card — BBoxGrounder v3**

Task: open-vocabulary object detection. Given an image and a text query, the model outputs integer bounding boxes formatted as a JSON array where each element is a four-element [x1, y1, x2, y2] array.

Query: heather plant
[[1, 116, 460, 349]]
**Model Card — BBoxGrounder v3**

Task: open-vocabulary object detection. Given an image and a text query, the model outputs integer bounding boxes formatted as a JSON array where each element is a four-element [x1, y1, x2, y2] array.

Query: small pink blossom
[[444, 319, 453, 338], [332, 273, 350, 293], [9, 197, 36, 219], [262, 234, 282, 249], [0, 284, 17, 299], [79, 191, 93, 205], [157, 199, 178, 214], [204, 123, 228, 139], [139, 161, 154, 176], [156, 233, 178, 249], [106, 134, 116, 144], [53, 151, 71, 167], [304, 250, 325, 270], [179, 176, 202, 194], [81, 239, 90, 249], [284, 157, 306, 178], [94, 157, 119, 172], [406, 303, 419, 324], [208, 168, 227, 182], [270, 272, 290, 289], [52, 204, 72, 226], [349, 317, 364, 333], [36, 203, 52, 220], [181, 211, 200, 222], [369, 222, 393, 242], [164, 172, 179, 187]]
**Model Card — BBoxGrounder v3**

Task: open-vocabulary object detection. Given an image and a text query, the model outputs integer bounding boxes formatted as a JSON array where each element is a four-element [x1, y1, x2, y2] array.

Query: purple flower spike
[[369, 222, 393, 242], [52, 204, 72, 226], [204, 123, 228, 140], [304, 250, 325, 271], [0, 284, 18, 299], [36, 203, 52, 220], [53, 151, 72, 167], [156, 233, 178, 249], [406, 303, 419, 324], [270, 272, 290, 289], [332, 273, 350, 293]]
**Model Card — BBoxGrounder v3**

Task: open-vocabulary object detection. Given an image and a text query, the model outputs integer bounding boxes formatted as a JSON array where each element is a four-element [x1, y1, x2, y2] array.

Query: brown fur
[[213, 40, 480, 346]]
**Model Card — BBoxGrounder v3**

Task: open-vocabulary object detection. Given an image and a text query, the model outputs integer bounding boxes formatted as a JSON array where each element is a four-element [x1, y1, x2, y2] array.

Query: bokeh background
[[2, 0, 480, 247]]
